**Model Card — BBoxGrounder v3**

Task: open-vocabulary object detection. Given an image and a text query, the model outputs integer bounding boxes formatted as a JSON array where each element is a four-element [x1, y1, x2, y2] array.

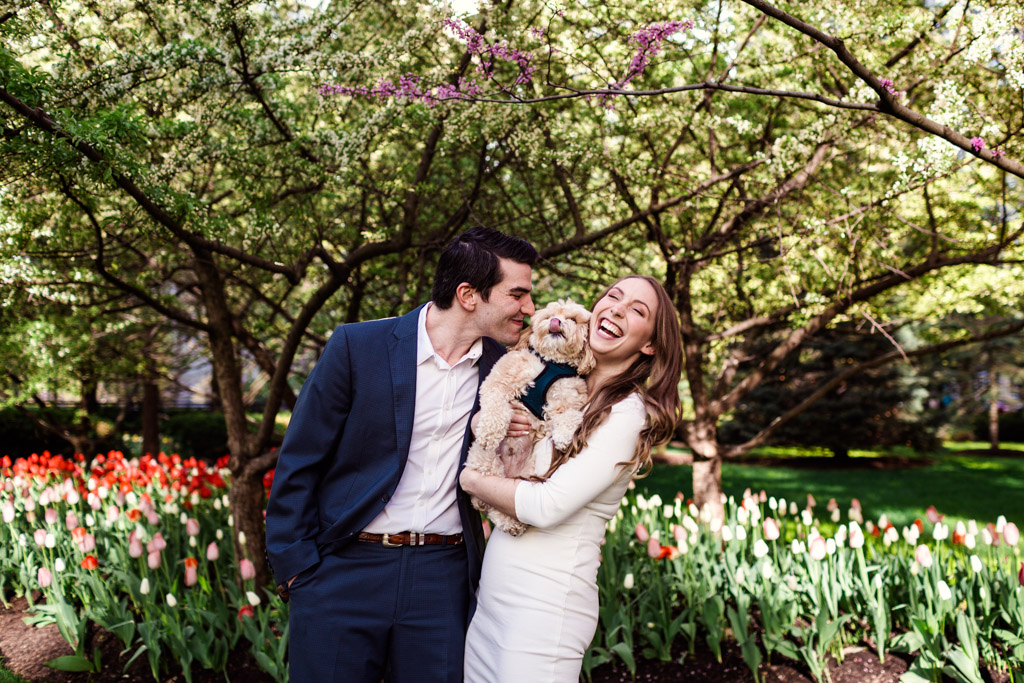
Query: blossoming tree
[[2, 0, 1024, 580]]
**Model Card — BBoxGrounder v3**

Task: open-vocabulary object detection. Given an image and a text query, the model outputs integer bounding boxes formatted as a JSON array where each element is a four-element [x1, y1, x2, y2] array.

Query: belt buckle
[[381, 533, 403, 547]]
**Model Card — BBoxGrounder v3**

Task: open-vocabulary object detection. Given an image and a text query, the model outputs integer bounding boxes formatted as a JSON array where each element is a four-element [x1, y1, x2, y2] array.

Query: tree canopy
[[2, 0, 1023, 572]]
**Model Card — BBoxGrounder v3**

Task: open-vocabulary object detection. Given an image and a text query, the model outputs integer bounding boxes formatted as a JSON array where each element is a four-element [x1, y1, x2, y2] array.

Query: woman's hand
[[459, 466, 481, 495], [507, 408, 531, 438]]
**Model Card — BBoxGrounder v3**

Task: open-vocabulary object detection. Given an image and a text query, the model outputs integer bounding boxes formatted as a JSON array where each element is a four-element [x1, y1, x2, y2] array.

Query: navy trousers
[[287, 541, 470, 682]]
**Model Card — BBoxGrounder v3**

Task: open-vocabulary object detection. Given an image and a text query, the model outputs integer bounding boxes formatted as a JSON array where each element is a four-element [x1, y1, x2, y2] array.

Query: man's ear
[[455, 282, 477, 311]]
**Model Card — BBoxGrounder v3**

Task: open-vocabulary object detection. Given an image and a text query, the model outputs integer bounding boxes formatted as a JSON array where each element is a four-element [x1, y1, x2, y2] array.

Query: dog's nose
[[549, 318, 562, 334]]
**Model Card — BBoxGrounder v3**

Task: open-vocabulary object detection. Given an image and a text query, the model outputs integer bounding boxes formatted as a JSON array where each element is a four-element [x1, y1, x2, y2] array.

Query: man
[[265, 227, 538, 682]]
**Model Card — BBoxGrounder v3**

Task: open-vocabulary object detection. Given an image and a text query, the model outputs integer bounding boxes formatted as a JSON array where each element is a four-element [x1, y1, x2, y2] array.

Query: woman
[[460, 275, 683, 683]]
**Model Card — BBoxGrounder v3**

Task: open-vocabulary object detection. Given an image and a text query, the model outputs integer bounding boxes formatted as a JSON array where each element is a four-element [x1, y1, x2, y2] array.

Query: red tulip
[[237, 605, 254, 621], [80, 555, 98, 570], [481, 519, 491, 541], [1019, 561, 1023, 587]]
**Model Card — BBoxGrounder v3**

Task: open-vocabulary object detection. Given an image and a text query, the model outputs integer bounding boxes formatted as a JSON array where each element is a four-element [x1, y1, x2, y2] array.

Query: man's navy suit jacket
[[265, 305, 504, 596]]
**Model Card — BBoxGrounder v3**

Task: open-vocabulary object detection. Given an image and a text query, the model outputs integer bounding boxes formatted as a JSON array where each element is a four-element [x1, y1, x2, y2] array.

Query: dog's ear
[[512, 325, 533, 350], [577, 342, 597, 375]]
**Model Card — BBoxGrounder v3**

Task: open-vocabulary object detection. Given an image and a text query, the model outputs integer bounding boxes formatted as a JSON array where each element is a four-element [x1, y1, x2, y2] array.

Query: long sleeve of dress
[[514, 395, 646, 529]]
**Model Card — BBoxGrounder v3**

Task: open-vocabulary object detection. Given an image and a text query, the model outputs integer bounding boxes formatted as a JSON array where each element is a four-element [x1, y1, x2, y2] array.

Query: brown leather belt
[[357, 531, 464, 547]]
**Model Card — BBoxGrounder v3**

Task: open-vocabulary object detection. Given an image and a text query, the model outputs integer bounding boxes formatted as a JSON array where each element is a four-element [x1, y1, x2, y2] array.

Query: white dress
[[463, 394, 646, 683]]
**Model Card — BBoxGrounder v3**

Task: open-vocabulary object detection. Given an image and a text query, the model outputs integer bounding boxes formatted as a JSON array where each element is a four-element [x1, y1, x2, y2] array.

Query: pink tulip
[[808, 536, 827, 561], [634, 524, 650, 543], [647, 536, 661, 558], [826, 498, 838, 512], [146, 510, 160, 526], [184, 559, 198, 588], [37, 567, 52, 588], [2, 501, 14, 523], [65, 513, 79, 530], [147, 532, 166, 553], [147, 550, 162, 570], [1003, 522, 1019, 547], [806, 494, 816, 508], [759, 490, 767, 503], [850, 498, 861, 512], [44, 508, 58, 525], [672, 524, 687, 545], [481, 519, 491, 541], [128, 535, 144, 559], [763, 518, 781, 541], [33, 528, 47, 548], [239, 558, 256, 580], [925, 506, 940, 524], [185, 518, 200, 536], [206, 542, 220, 561], [915, 544, 933, 568], [79, 533, 96, 553]]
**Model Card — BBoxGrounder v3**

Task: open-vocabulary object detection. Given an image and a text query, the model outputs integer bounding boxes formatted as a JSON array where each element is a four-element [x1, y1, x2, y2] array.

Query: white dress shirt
[[363, 303, 482, 535]]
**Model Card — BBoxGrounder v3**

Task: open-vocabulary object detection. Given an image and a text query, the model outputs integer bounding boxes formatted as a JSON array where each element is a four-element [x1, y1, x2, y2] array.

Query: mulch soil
[[0, 595, 273, 682], [587, 637, 915, 683]]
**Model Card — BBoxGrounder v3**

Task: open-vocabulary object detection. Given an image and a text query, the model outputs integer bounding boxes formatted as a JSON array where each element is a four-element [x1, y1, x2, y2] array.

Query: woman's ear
[[640, 341, 655, 357]]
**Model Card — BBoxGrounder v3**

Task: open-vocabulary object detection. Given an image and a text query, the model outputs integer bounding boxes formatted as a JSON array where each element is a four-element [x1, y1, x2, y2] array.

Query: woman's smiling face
[[589, 277, 658, 365]]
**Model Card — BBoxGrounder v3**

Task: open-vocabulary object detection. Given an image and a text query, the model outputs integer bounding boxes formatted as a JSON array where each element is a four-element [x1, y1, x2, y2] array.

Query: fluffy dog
[[465, 298, 595, 536]]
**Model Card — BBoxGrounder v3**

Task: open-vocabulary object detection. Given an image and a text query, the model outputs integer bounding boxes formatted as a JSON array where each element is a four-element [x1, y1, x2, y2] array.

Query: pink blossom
[[33, 528, 46, 548], [65, 513, 79, 530], [763, 518, 781, 541], [620, 20, 695, 87], [206, 542, 220, 562], [925, 506, 940, 524], [808, 536, 827, 561], [239, 558, 256, 581], [44, 508, 58, 525], [1004, 522, 1019, 547], [915, 544, 933, 568], [634, 523, 650, 542], [184, 557, 198, 587], [128, 532, 144, 559], [647, 535, 661, 558], [971, 137, 985, 153], [147, 532, 166, 553], [2, 501, 14, 524], [78, 533, 96, 553], [185, 518, 200, 536], [992, 149, 1005, 158], [147, 550, 162, 570], [806, 494, 816, 508], [672, 524, 687, 545], [37, 567, 52, 588]]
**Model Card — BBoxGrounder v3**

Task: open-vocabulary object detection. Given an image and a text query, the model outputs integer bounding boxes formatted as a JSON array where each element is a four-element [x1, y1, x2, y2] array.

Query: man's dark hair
[[431, 228, 538, 309]]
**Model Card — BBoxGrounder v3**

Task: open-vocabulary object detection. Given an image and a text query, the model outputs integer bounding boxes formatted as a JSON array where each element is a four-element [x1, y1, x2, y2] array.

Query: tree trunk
[[692, 457, 723, 519], [194, 250, 272, 588], [989, 371, 1000, 451], [141, 376, 160, 457]]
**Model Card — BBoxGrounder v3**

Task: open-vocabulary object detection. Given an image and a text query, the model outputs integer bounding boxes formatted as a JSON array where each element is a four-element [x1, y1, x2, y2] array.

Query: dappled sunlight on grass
[[646, 443, 1024, 529]]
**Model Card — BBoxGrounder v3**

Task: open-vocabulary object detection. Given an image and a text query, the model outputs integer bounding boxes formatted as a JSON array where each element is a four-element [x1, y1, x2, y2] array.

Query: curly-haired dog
[[465, 298, 596, 536]]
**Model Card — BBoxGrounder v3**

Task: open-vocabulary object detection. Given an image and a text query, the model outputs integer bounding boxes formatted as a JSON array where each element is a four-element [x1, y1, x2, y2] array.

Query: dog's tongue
[[549, 318, 561, 334]]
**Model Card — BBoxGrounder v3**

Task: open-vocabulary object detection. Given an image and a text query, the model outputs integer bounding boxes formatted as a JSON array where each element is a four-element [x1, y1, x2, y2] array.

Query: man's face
[[473, 258, 535, 345]]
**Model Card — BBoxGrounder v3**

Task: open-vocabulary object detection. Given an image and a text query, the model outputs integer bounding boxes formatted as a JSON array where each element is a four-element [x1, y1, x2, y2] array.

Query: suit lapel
[[389, 306, 423, 462]]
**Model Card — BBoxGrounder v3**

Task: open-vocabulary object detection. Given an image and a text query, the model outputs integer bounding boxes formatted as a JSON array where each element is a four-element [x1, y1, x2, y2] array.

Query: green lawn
[[642, 443, 1024, 528]]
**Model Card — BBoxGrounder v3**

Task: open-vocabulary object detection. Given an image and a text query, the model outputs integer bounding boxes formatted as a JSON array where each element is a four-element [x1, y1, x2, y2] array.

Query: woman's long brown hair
[[540, 275, 683, 479]]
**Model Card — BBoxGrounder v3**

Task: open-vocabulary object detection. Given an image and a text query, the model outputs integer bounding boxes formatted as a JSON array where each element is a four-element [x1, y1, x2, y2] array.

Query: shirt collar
[[417, 302, 483, 369]]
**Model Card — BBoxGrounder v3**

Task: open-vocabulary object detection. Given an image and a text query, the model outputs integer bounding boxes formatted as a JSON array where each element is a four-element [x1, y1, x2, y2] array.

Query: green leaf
[[44, 655, 96, 672]]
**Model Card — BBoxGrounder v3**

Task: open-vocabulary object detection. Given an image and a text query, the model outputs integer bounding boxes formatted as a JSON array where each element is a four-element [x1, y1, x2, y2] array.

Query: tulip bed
[[586, 488, 1024, 682], [0, 451, 286, 682]]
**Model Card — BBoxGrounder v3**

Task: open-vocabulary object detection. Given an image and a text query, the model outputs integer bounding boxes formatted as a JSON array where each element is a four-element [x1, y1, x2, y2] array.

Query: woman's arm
[[514, 397, 645, 529], [459, 467, 521, 520]]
